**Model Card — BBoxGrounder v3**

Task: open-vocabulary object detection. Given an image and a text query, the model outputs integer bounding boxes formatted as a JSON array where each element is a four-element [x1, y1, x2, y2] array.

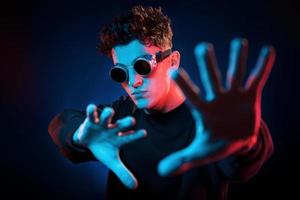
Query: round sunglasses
[[109, 49, 172, 83]]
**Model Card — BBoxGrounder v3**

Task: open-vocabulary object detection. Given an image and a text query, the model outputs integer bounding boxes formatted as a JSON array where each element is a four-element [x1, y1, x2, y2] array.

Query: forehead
[[112, 40, 161, 65]]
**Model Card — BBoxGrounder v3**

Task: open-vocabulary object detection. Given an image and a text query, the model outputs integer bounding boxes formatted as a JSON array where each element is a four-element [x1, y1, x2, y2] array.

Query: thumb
[[158, 149, 189, 177], [110, 160, 138, 189], [90, 146, 138, 189]]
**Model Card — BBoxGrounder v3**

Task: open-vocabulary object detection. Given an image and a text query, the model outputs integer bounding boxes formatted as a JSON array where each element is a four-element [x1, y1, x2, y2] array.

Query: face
[[112, 40, 178, 111]]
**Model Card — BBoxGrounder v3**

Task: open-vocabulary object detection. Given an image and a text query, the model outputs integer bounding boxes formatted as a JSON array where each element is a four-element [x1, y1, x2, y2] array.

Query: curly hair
[[98, 5, 173, 58]]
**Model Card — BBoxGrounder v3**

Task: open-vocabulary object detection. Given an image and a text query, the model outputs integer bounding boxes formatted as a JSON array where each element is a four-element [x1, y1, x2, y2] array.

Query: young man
[[48, 6, 275, 200]]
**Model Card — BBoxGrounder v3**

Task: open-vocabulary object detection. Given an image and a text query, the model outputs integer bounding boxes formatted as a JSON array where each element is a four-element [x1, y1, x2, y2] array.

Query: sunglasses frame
[[109, 49, 172, 83]]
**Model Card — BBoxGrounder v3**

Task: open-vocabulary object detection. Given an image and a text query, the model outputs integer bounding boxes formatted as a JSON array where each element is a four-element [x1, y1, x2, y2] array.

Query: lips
[[131, 91, 147, 97]]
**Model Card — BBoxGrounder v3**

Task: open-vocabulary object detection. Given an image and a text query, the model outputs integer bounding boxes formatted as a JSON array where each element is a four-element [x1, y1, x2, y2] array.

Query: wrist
[[235, 135, 258, 156], [73, 126, 84, 148]]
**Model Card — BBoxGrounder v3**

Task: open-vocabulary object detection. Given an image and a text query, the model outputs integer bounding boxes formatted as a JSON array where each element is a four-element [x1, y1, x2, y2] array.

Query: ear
[[170, 50, 181, 69], [111, 49, 117, 64]]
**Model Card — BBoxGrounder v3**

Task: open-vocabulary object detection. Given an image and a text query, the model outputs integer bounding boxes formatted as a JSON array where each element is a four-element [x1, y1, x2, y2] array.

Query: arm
[[216, 120, 273, 182], [48, 109, 96, 163], [158, 38, 276, 176], [47, 96, 131, 163], [48, 96, 146, 189]]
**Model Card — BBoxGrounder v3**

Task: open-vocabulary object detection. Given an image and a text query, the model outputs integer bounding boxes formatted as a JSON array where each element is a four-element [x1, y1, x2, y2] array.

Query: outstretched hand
[[158, 38, 275, 176], [74, 104, 147, 189]]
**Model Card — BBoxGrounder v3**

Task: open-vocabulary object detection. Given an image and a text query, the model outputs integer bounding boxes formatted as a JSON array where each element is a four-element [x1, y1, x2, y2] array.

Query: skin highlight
[[112, 39, 185, 114]]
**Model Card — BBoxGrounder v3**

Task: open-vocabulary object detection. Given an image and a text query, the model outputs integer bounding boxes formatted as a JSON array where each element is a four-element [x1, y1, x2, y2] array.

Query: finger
[[226, 38, 248, 90], [86, 104, 99, 124], [109, 159, 138, 189], [117, 130, 135, 136], [158, 148, 190, 176], [245, 46, 276, 93], [99, 107, 115, 128], [89, 144, 138, 189], [118, 129, 147, 145], [190, 108, 206, 138], [112, 162, 138, 189], [158, 137, 228, 177], [113, 116, 136, 133], [170, 68, 206, 109], [194, 43, 223, 101], [157, 109, 204, 177]]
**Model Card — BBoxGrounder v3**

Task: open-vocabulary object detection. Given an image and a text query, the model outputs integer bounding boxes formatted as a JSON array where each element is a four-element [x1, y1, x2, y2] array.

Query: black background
[[1, 0, 299, 199]]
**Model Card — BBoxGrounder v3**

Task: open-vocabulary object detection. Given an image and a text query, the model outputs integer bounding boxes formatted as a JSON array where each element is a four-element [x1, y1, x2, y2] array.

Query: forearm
[[48, 109, 96, 163], [216, 120, 274, 182]]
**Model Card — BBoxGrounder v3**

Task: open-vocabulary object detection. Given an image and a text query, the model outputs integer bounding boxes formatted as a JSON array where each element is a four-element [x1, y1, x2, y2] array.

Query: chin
[[135, 98, 151, 109]]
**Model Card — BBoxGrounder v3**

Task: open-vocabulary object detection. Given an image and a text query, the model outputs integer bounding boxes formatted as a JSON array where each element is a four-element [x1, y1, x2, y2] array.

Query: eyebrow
[[115, 53, 152, 67]]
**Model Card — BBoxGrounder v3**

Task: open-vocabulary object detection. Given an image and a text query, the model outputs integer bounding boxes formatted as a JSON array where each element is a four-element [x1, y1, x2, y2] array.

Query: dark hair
[[98, 5, 173, 58]]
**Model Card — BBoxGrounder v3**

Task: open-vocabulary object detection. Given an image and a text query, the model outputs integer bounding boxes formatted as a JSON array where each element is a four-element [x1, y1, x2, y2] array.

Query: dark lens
[[134, 60, 151, 75], [110, 67, 127, 83]]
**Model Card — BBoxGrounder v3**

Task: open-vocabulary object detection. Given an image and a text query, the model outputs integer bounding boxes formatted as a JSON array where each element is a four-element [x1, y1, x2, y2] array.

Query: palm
[[203, 89, 257, 141], [79, 106, 146, 189], [89, 123, 138, 170], [158, 38, 275, 176]]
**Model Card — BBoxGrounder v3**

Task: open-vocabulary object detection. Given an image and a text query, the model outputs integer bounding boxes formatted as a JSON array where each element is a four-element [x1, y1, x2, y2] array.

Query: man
[[48, 5, 275, 200]]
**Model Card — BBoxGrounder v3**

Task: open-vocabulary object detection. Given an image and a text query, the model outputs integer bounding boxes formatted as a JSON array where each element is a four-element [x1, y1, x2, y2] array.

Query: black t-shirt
[[48, 95, 274, 200]]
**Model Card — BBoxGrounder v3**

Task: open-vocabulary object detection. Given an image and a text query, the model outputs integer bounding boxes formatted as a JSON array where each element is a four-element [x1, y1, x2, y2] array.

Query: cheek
[[148, 73, 170, 98], [122, 84, 138, 104]]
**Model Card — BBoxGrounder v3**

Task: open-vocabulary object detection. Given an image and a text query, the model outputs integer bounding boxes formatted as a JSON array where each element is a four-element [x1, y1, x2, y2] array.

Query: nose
[[128, 67, 143, 88]]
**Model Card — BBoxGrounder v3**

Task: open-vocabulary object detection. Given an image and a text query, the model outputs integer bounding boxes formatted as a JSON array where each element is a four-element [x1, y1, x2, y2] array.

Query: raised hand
[[74, 104, 147, 189], [158, 38, 275, 176]]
